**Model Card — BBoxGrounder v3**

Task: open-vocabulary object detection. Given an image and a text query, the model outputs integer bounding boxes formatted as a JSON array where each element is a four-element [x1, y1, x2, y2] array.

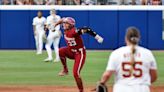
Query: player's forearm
[[78, 27, 96, 37], [78, 27, 104, 43], [150, 69, 158, 83], [54, 19, 63, 27], [55, 25, 60, 31], [100, 71, 112, 84]]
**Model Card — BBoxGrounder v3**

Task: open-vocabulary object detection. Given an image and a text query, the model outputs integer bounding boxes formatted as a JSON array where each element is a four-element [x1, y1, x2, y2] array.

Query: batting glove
[[95, 35, 104, 43]]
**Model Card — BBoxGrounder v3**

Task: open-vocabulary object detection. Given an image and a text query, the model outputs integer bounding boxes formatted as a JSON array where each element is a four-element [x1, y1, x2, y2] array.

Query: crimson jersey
[[64, 27, 84, 50]]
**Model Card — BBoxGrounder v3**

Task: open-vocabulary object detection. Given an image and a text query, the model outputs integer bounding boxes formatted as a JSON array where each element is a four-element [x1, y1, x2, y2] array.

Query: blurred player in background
[[121, 0, 147, 5], [81, 0, 96, 5], [149, 0, 162, 5], [45, 0, 56, 5], [1, 0, 11, 5], [55, 17, 104, 92], [97, 27, 158, 92], [44, 9, 61, 62], [32, 11, 46, 55], [140, 0, 147, 4]]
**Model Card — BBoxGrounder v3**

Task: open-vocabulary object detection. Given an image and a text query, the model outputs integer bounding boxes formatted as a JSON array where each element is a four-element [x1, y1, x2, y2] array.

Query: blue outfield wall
[[0, 10, 163, 50], [148, 11, 163, 50], [118, 11, 148, 48]]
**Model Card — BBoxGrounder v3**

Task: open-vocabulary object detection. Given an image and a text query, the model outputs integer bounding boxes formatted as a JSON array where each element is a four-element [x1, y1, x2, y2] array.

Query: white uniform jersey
[[106, 46, 157, 86], [46, 15, 61, 32], [32, 17, 46, 31]]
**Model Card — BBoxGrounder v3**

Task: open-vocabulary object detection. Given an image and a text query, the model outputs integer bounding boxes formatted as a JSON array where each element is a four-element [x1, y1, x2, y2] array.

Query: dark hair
[[38, 10, 43, 13], [126, 27, 140, 70]]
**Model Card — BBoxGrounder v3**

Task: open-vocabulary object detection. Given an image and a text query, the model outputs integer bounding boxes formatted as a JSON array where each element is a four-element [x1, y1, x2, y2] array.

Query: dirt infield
[[0, 85, 163, 92]]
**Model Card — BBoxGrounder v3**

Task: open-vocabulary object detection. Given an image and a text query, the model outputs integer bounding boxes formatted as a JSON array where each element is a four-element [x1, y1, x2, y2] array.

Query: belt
[[71, 47, 85, 53]]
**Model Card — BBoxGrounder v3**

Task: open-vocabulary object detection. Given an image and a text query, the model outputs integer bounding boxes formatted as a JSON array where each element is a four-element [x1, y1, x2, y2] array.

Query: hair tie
[[130, 37, 139, 42]]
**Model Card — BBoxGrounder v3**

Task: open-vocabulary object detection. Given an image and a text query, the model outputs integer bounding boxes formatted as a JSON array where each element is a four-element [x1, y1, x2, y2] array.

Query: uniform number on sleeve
[[122, 61, 143, 78]]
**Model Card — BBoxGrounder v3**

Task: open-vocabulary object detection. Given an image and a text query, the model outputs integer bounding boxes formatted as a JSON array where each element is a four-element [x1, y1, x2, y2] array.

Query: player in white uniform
[[98, 27, 158, 92], [44, 9, 61, 62], [32, 11, 46, 55]]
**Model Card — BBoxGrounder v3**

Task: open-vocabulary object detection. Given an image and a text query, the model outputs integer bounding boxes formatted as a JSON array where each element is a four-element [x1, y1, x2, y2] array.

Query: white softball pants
[[45, 30, 61, 60], [34, 30, 45, 53], [113, 84, 150, 92]]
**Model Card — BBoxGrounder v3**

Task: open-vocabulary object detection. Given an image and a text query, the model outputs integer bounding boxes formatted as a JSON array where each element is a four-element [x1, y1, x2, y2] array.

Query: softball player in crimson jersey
[[98, 27, 158, 92], [55, 17, 103, 92]]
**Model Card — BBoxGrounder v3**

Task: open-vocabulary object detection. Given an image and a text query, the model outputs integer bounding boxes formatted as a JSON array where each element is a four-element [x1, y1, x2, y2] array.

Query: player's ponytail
[[126, 27, 140, 73]]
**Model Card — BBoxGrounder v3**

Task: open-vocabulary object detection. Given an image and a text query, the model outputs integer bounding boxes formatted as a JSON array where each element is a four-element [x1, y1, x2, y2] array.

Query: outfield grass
[[0, 50, 163, 86]]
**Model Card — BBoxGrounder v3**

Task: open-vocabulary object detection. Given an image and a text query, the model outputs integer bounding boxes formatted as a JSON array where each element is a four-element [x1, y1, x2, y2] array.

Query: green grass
[[0, 50, 163, 86]]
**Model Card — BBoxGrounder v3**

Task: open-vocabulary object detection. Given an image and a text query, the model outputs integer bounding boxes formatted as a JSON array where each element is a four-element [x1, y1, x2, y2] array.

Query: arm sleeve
[[55, 16, 61, 31], [77, 27, 97, 37], [106, 51, 117, 71], [149, 52, 157, 70], [32, 18, 36, 25]]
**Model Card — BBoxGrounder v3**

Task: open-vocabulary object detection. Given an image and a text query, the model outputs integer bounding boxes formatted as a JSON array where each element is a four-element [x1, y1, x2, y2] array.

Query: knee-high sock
[[53, 37, 60, 60], [34, 35, 39, 52], [38, 34, 43, 53]]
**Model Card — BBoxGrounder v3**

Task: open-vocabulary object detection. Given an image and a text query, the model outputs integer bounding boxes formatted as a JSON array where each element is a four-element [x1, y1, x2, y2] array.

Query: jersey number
[[68, 40, 77, 46], [122, 61, 142, 78]]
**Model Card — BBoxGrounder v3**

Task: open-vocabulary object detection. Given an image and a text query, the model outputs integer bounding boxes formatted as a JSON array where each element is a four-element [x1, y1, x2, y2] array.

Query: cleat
[[58, 70, 68, 76], [36, 52, 42, 55], [53, 59, 60, 63], [44, 58, 53, 62]]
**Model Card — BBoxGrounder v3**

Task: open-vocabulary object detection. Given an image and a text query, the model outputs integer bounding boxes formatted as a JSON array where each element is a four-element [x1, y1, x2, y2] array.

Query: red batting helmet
[[63, 17, 75, 26]]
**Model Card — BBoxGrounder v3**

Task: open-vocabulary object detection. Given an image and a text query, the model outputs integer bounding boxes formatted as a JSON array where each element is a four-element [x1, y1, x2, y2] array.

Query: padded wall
[[0, 10, 30, 49], [0, 10, 163, 50], [88, 10, 118, 49], [148, 11, 164, 49], [118, 11, 148, 48]]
